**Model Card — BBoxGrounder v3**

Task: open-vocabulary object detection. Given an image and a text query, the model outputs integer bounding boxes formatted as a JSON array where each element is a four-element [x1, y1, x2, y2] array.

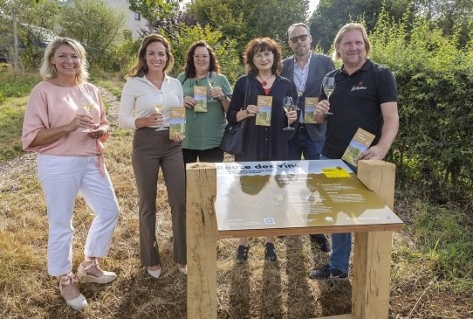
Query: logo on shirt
[[351, 81, 367, 91]]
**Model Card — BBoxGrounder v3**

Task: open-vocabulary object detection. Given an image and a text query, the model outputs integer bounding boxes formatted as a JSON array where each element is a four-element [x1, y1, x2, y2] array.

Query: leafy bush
[[172, 24, 242, 84], [370, 12, 473, 204]]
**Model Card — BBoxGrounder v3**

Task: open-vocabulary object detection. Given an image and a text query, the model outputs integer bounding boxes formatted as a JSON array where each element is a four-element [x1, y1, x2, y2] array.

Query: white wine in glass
[[282, 96, 295, 131], [207, 71, 217, 101], [154, 103, 164, 131], [322, 76, 335, 116], [81, 93, 97, 132]]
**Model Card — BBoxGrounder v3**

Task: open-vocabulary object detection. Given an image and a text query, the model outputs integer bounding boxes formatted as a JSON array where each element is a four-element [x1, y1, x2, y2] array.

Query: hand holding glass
[[81, 93, 98, 132], [207, 71, 217, 101], [153, 103, 164, 131], [283, 96, 296, 131], [322, 77, 335, 116]]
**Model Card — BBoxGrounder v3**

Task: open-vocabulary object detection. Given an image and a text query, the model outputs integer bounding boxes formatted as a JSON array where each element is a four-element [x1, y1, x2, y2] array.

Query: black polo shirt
[[320, 60, 398, 159]]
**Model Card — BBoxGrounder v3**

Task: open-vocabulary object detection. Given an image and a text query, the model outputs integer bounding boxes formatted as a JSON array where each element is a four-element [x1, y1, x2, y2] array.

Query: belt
[[298, 123, 305, 129]]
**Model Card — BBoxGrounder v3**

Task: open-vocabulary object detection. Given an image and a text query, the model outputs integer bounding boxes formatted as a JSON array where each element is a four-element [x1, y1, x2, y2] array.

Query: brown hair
[[183, 40, 220, 78], [243, 37, 282, 75], [126, 34, 174, 78]]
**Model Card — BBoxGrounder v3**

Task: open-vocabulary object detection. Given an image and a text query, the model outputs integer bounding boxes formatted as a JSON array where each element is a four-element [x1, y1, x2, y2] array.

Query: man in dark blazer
[[282, 22, 335, 252]]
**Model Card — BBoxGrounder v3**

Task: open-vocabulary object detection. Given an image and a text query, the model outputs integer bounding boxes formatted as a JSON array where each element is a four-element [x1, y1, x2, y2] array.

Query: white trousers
[[38, 154, 119, 276]]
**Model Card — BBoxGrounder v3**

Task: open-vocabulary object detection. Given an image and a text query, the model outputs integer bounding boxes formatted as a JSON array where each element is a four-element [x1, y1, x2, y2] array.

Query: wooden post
[[186, 163, 218, 319], [352, 160, 396, 319]]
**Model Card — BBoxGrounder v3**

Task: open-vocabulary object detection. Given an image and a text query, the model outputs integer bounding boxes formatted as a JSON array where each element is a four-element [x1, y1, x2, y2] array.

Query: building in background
[[102, 0, 148, 39], [59, 0, 148, 39]]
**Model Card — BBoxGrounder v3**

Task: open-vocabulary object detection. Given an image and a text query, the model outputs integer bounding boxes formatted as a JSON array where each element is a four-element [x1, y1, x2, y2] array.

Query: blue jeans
[[320, 154, 356, 273], [288, 127, 324, 160]]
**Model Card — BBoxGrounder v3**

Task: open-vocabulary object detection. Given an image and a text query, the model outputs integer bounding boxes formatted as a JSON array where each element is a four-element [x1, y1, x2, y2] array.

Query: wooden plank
[[352, 160, 396, 318], [352, 231, 393, 318], [186, 163, 218, 319], [308, 314, 354, 319], [217, 223, 402, 239], [357, 160, 396, 210]]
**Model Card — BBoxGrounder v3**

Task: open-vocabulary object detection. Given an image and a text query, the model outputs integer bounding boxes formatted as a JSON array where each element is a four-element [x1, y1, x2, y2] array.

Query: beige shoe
[[77, 258, 117, 284], [177, 265, 187, 276], [147, 266, 162, 279], [59, 273, 87, 310]]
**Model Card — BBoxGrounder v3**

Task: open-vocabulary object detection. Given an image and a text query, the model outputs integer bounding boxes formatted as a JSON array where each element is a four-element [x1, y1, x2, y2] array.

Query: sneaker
[[236, 245, 249, 263], [264, 242, 277, 261], [309, 264, 348, 280], [310, 234, 331, 252]]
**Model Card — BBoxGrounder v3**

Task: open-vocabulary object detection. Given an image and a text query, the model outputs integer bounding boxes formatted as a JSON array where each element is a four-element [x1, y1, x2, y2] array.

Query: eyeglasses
[[289, 34, 309, 43]]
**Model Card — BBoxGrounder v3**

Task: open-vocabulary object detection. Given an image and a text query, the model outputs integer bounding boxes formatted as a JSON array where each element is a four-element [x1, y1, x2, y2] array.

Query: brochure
[[169, 107, 186, 139], [255, 95, 272, 126], [304, 97, 318, 123], [194, 86, 208, 112], [341, 127, 375, 167]]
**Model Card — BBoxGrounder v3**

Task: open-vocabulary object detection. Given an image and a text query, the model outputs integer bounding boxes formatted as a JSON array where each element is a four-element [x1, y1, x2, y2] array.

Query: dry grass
[[0, 87, 471, 319]]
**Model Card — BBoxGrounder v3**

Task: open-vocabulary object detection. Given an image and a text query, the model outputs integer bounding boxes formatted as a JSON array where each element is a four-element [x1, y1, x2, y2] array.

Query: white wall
[[102, 0, 148, 39]]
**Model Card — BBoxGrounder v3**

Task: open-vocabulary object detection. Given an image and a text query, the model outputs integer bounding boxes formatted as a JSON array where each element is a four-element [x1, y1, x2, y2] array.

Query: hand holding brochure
[[341, 128, 375, 167], [303, 97, 318, 123], [194, 86, 208, 112], [169, 107, 185, 139], [255, 95, 272, 126]]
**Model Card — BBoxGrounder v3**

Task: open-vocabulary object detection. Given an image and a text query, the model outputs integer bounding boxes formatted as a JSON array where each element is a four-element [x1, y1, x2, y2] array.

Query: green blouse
[[177, 73, 233, 150]]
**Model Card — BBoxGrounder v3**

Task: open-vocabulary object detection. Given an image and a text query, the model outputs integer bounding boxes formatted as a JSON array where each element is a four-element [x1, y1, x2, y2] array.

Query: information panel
[[214, 159, 403, 231]]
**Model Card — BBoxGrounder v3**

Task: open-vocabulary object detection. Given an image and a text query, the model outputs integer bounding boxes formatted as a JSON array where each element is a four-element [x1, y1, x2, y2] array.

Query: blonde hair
[[126, 34, 174, 78], [39, 37, 89, 84], [332, 23, 371, 61]]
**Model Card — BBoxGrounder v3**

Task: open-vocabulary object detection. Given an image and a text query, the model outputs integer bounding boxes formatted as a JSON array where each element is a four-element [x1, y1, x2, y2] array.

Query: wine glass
[[282, 96, 295, 131], [322, 76, 335, 116], [153, 102, 165, 131], [81, 92, 97, 132], [207, 71, 217, 101]]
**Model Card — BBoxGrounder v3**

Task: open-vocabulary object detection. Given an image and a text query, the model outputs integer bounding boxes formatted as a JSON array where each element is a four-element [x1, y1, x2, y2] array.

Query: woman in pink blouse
[[21, 37, 119, 311]]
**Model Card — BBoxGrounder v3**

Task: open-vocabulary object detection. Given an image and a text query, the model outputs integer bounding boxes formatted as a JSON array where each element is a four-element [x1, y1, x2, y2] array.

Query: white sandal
[[77, 258, 117, 284], [59, 273, 87, 310]]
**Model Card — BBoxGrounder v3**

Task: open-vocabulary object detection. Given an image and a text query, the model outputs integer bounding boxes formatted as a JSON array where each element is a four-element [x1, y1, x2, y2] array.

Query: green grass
[[0, 67, 43, 160], [414, 202, 472, 283]]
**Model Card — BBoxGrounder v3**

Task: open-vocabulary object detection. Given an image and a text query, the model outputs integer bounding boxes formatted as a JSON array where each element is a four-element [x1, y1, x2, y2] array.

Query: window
[[134, 12, 140, 21]]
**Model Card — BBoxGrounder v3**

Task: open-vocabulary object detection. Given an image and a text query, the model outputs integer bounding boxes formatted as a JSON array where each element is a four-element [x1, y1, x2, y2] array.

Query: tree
[[0, 0, 61, 69], [309, 0, 414, 52], [185, 0, 309, 58], [58, 0, 127, 69]]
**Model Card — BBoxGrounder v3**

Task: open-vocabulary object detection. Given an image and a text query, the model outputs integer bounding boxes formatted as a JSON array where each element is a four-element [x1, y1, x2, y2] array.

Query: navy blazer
[[281, 52, 335, 141]]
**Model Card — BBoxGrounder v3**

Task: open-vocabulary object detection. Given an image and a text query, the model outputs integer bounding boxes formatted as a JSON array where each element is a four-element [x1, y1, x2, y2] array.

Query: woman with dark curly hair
[[226, 37, 298, 263], [177, 40, 232, 164]]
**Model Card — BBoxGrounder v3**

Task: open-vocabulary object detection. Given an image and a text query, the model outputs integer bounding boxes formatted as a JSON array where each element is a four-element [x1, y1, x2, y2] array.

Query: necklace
[[257, 74, 273, 86]]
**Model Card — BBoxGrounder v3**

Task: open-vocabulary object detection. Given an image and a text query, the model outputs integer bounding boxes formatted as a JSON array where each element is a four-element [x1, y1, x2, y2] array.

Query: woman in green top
[[177, 40, 233, 164]]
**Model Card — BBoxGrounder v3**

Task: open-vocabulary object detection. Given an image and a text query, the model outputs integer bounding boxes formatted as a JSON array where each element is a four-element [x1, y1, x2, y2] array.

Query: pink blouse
[[22, 81, 109, 156]]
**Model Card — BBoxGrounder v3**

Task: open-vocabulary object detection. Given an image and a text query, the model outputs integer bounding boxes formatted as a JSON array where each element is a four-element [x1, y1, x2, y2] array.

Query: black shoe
[[309, 264, 348, 280], [310, 234, 331, 252], [264, 242, 277, 261], [236, 245, 249, 263]]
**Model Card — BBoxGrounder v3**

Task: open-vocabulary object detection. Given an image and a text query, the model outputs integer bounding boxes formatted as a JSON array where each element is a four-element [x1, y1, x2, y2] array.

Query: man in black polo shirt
[[282, 22, 335, 252], [310, 23, 399, 280]]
